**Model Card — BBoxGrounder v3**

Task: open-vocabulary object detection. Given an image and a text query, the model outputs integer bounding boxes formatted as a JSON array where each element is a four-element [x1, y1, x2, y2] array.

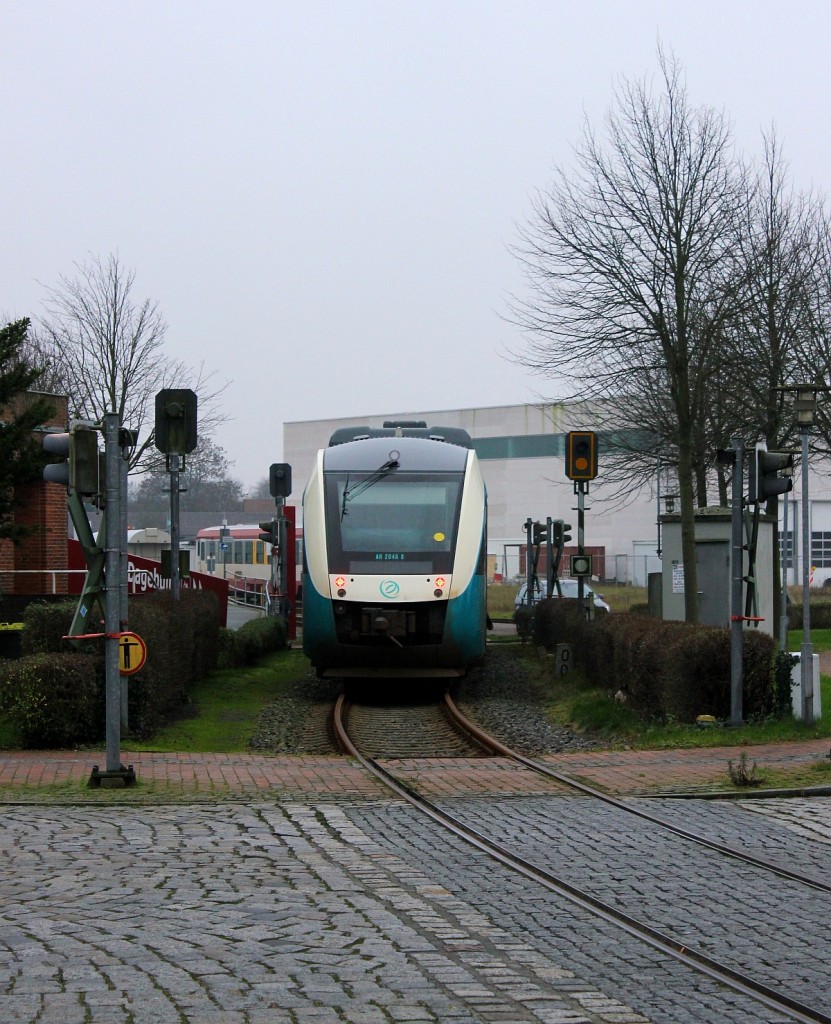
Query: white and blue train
[[302, 422, 488, 678]]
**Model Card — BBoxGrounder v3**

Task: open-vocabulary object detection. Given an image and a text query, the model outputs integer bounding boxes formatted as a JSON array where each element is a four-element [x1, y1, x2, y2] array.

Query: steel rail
[[443, 691, 831, 894], [334, 694, 831, 1024]]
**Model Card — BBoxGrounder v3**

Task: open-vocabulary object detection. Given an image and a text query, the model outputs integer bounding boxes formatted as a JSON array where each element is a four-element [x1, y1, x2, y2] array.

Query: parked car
[[514, 579, 611, 613]]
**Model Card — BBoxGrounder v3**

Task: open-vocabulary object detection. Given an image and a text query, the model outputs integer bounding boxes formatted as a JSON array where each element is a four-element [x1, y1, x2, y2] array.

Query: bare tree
[[799, 208, 831, 461], [31, 254, 228, 470], [730, 133, 822, 450], [128, 436, 244, 536], [248, 476, 274, 499], [512, 51, 744, 622]]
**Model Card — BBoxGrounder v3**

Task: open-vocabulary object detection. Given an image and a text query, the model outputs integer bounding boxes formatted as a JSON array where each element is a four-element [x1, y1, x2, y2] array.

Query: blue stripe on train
[[444, 574, 487, 661]]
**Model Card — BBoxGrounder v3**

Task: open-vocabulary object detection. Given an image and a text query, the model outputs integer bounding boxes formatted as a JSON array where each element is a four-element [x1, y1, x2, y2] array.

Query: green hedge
[[0, 653, 103, 747], [3, 590, 223, 745], [532, 600, 777, 723], [218, 615, 287, 668], [20, 600, 78, 654], [1, 594, 293, 745], [127, 590, 221, 737], [787, 600, 831, 630]]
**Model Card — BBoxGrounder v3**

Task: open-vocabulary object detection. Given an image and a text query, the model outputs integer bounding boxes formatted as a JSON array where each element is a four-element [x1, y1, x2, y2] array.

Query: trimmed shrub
[[788, 599, 831, 630], [1, 590, 223, 744], [773, 650, 798, 718], [127, 589, 222, 738], [0, 653, 102, 747], [21, 601, 79, 654], [531, 599, 588, 653], [218, 616, 287, 669], [542, 608, 776, 724]]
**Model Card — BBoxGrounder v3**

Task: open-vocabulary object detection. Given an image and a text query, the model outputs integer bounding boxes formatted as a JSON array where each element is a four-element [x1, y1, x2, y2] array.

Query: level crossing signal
[[748, 445, 794, 503], [42, 422, 101, 495], [259, 520, 277, 545], [565, 431, 598, 481], [552, 520, 572, 547]]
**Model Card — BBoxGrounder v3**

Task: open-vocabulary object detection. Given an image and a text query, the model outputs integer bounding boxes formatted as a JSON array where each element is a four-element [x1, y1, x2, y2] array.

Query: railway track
[[333, 690, 831, 1024]]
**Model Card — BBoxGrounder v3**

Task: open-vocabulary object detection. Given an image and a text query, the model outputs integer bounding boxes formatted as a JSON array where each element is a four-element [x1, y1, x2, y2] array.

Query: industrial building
[[283, 402, 831, 589]]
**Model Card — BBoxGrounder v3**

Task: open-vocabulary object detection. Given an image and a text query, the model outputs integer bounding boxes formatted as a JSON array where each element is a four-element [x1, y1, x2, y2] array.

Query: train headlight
[[434, 576, 446, 599]]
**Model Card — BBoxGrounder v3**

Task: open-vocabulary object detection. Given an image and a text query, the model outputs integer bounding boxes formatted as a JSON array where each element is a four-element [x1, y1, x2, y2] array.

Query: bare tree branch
[[31, 253, 230, 471]]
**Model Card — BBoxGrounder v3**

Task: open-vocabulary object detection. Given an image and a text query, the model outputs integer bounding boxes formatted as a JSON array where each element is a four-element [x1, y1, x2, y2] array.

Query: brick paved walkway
[[1, 738, 829, 800]]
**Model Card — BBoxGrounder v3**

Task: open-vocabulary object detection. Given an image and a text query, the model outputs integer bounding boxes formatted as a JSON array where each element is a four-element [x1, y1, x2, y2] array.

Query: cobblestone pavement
[[2, 792, 830, 1024]]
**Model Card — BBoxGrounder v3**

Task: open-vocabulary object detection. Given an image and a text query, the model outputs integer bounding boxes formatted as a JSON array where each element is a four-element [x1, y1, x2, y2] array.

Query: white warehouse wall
[[282, 403, 831, 584]]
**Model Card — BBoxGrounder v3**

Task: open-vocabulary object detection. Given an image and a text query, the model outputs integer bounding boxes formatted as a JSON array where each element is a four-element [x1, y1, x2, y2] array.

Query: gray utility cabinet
[[660, 507, 775, 636]]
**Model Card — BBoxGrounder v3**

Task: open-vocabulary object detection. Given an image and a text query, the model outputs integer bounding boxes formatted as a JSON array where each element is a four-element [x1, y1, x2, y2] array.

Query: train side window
[[244, 541, 253, 564]]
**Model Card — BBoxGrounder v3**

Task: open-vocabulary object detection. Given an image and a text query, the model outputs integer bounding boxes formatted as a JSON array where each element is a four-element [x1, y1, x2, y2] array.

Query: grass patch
[[125, 648, 309, 754], [788, 629, 831, 652]]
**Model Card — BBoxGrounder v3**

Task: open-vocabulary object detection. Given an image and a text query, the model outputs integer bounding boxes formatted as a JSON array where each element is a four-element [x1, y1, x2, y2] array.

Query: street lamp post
[[795, 387, 818, 724]]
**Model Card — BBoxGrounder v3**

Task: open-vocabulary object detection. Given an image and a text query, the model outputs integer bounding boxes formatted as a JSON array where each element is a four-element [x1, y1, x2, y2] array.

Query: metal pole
[[170, 454, 181, 600], [800, 427, 814, 723], [119, 443, 129, 729], [656, 460, 662, 556], [275, 497, 287, 619], [524, 518, 533, 607], [577, 482, 585, 613], [104, 412, 121, 773], [779, 493, 789, 651], [729, 438, 744, 725]]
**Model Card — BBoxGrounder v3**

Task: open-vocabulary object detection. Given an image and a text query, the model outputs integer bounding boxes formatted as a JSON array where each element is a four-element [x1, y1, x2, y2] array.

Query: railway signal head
[[155, 388, 197, 454], [259, 520, 277, 545], [748, 445, 794, 503], [269, 462, 292, 498], [42, 423, 100, 495], [532, 521, 547, 546], [565, 431, 598, 481]]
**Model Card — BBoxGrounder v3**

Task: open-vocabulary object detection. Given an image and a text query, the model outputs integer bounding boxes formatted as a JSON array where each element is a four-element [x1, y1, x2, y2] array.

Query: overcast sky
[[3, 1, 830, 490]]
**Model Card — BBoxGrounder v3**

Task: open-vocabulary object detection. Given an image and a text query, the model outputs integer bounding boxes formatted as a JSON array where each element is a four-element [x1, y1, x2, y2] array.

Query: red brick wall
[[0, 392, 69, 596]]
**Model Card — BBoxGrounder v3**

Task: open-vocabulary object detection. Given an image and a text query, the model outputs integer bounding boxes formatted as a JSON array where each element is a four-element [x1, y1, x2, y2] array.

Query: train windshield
[[324, 471, 464, 574]]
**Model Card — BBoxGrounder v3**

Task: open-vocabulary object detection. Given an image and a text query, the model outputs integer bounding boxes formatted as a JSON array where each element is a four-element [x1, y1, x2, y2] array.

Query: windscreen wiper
[[340, 452, 400, 519]]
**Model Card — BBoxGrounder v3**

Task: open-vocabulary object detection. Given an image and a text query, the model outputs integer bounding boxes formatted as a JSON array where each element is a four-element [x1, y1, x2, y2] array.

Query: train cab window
[[324, 472, 464, 574]]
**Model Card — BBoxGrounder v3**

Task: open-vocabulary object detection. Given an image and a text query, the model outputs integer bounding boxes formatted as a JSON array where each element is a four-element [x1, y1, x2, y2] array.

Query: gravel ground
[[455, 644, 598, 755], [248, 643, 597, 756]]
